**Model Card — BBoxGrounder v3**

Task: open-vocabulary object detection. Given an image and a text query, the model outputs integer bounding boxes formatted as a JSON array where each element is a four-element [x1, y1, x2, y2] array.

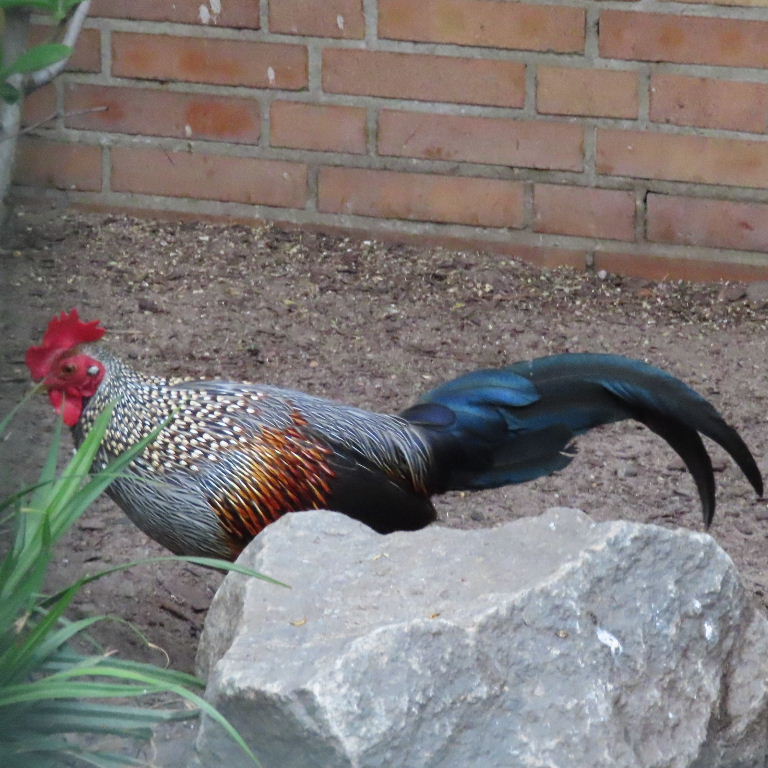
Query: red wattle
[[48, 389, 83, 427]]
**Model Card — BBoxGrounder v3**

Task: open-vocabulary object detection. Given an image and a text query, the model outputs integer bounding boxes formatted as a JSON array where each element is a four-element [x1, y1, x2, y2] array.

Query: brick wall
[[12, 0, 768, 281]]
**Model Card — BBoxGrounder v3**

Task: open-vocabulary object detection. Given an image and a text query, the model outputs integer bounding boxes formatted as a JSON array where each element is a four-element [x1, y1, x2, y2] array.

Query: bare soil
[[1, 204, 767, 761]]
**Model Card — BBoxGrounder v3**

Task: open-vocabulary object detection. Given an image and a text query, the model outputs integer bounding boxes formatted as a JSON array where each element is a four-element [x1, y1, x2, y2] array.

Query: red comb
[[40, 308, 105, 348], [26, 309, 105, 380]]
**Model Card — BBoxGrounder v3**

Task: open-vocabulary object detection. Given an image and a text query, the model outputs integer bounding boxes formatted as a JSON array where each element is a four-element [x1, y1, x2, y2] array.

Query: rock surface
[[193, 508, 768, 768]]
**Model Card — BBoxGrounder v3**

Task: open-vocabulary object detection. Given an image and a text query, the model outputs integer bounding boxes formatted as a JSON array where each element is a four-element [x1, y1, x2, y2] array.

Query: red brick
[[600, 11, 768, 68], [112, 33, 307, 89], [271, 102, 366, 153], [647, 194, 768, 253], [318, 167, 525, 227], [64, 84, 260, 143], [21, 84, 56, 126], [90, 0, 260, 27], [534, 184, 636, 241], [69, 29, 102, 73], [323, 49, 525, 108], [379, 110, 583, 171], [380, 0, 585, 53], [13, 138, 101, 191], [29, 25, 100, 72], [650, 74, 768, 133], [594, 251, 768, 283], [270, 0, 364, 38], [111, 147, 307, 209], [597, 129, 768, 189], [537, 66, 638, 118]]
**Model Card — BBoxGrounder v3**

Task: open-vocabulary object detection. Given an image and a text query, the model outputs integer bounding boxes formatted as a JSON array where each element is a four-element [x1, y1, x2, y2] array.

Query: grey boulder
[[193, 508, 768, 768]]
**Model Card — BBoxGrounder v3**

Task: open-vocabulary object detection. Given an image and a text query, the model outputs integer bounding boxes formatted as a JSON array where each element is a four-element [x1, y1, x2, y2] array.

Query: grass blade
[[0, 399, 262, 765], [0, 384, 42, 437]]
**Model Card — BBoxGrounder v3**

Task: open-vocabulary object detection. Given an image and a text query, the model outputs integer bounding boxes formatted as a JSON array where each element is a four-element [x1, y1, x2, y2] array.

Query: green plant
[[0, 396, 275, 767], [0, 1, 84, 104]]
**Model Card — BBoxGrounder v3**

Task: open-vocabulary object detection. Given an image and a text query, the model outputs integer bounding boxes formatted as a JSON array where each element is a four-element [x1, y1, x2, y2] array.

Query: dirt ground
[[1, 204, 767, 760]]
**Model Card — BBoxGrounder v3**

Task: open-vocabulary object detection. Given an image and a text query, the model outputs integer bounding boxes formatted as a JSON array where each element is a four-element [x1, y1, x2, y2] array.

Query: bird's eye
[[87, 365, 100, 376], [62, 363, 76, 374]]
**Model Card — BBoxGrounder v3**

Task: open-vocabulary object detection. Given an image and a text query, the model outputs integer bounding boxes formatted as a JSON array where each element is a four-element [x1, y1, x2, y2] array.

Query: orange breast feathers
[[205, 418, 336, 553]]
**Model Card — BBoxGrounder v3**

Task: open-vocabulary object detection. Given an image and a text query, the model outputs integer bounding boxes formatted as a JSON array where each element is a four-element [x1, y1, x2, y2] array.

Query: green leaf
[[0, 43, 70, 78], [0, 480, 54, 517], [29, 700, 194, 735], [0, 606, 103, 688], [52, 0, 86, 21], [29, 415, 63, 517], [0, 535, 52, 637], [184, 556, 290, 588], [60, 749, 147, 768], [0, 384, 42, 438], [0, 419, 63, 602], [46, 650, 204, 689], [64, 555, 291, 595], [0, 398, 262, 765], [0, 80, 19, 104], [0, 1, 61, 10]]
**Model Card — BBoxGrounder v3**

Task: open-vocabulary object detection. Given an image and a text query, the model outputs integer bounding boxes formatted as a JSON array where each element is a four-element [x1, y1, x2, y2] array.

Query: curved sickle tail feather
[[402, 353, 763, 527]]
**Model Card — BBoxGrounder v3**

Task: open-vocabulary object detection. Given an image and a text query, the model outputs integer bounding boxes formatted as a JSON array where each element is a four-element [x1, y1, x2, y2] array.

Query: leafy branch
[[0, 0, 91, 104]]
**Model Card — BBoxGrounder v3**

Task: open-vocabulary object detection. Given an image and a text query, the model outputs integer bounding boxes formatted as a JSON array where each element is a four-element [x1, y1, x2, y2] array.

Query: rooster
[[26, 309, 762, 560]]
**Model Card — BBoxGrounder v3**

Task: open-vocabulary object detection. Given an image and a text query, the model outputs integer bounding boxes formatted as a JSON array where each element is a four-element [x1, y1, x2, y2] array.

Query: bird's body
[[27, 310, 763, 560], [75, 345, 438, 558]]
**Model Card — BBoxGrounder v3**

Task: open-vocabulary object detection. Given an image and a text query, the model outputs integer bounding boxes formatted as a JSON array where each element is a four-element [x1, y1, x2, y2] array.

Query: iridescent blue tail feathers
[[402, 353, 763, 528]]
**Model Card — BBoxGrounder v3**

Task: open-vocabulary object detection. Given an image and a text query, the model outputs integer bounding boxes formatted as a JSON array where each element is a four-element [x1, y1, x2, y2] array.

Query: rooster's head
[[26, 309, 107, 425]]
